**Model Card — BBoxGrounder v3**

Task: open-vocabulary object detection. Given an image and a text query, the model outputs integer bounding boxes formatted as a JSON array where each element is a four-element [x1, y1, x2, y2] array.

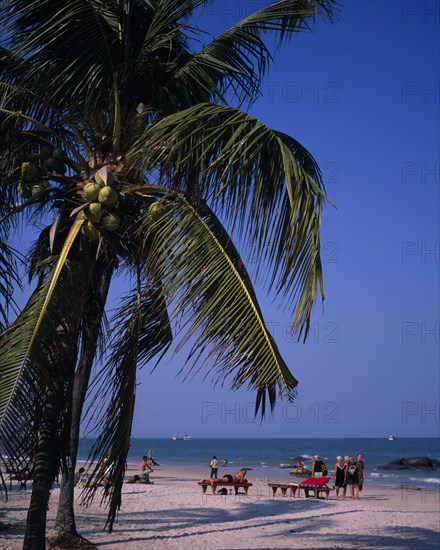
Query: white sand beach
[[1, 465, 439, 549]]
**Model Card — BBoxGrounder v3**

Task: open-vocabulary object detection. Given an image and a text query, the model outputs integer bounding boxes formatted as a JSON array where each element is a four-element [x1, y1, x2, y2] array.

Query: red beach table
[[298, 476, 333, 499]]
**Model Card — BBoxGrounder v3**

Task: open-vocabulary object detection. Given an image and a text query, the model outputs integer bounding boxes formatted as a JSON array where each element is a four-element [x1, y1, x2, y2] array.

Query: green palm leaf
[[0, 216, 84, 429], [81, 271, 172, 531], [128, 102, 329, 338], [129, 192, 298, 412], [163, 0, 337, 106]]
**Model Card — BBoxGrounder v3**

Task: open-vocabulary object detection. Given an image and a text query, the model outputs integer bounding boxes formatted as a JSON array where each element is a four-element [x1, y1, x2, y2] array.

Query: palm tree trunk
[[23, 392, 60, 549], [54, 261, 114, 540], [23, 260, 96, 549]]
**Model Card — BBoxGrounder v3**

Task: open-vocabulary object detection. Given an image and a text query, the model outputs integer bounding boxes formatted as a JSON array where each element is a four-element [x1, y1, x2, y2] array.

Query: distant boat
[[388, 434, 397, 441], [172, 433, 192, 440]]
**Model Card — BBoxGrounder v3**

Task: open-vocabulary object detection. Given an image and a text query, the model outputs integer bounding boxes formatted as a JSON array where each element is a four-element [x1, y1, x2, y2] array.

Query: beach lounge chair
[[198, 480, 253, 495], [298, 476, 333, 499]]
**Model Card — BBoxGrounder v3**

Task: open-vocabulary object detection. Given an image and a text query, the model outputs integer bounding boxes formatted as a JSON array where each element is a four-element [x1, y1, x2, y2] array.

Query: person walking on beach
[[345, 456, 360, 499], [333, 456, 346, 499], [210, 455, 219, 478], [357, 453, 366, 496]]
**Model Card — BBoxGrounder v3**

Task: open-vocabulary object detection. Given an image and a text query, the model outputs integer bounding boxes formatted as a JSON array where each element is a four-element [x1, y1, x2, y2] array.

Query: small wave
[[409, 477, 440, 484]]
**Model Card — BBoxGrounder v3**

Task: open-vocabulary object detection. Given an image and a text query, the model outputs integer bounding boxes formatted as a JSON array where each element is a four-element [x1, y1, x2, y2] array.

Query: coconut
[[40, 145, 53, 159], [98, 186, 118, 206], [84, 202, 103, 223], [148, 202, 168, 222], [95, 169, 114, 186], [31, 183, 46, 195], [18, 183, 32, 198], [45, 158, 59, 172], [52, 147, 65, 161], [54, 161, 67, 175], [82, 221, 100, 241], [21, 162, 38, 182], [101, 213, 121, 232], [83, 181, 103, 201]]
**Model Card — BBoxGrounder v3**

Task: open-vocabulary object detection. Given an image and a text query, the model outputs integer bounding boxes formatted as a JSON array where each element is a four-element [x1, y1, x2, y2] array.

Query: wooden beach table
[[268, 482, 298, 497], [298, 476, 333, 499], [198, 480, 253, 495]]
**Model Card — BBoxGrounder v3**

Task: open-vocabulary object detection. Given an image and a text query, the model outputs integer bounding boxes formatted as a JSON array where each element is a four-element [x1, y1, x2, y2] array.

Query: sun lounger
[[268, 482, 298, 497], [198, 480, 253, 495], [298, 476, 333, 499]]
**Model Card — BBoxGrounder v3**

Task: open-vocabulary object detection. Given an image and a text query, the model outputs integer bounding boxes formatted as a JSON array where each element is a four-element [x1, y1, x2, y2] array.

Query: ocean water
[[78, 437, 440, 490]]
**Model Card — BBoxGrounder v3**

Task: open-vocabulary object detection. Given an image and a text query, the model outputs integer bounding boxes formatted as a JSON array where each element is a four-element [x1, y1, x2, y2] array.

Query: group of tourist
[[331, 453, 365, 499]]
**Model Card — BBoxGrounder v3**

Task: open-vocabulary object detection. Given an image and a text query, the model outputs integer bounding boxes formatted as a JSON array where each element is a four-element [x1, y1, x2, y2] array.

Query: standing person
[[345, 456, 360, 499], [210, 455, 219, 478], [311, 454, 326, 477], [357, 453, 366, 496], [333, 456, 346, 499]]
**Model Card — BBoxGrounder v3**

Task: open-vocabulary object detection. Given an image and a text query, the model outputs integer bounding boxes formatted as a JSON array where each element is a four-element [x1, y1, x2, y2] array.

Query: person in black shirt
[[312, 454, 326, 477]]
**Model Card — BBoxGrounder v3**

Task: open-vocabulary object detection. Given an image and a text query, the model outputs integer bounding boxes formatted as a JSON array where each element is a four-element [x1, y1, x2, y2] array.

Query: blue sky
[[131, 0, 439, 439], [8, 1, 439, 439]]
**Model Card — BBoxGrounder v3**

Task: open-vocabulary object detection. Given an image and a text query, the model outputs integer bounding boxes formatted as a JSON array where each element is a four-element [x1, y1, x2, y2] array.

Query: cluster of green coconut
[[17, 145, 67, 198], [81, 170, 122, 241]]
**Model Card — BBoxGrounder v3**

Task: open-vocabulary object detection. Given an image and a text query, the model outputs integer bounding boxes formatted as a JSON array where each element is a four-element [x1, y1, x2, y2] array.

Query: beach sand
[[1, 465, 439, 549]]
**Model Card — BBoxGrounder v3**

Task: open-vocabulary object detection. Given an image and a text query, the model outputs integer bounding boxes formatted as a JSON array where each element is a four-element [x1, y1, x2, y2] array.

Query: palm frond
[[128, 102, 329, 337], [0, 216, 84, 430], [0, 0, 120, 112], [162, 0, 338, 106], [81, 270, 172, 531], [126, 192, 298, 413]]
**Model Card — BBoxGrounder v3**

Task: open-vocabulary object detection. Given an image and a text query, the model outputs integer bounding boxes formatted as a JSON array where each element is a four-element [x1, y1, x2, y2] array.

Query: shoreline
[[1, 465, 439, 549]]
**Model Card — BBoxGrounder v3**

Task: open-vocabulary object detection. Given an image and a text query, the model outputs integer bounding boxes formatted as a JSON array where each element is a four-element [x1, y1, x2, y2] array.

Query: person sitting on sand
[[147, 449, 160, 467], [296, 460, 305, 473], [222, 459, 229, 467], [138, 455, 153, 482], [199, 468, 249, 486]]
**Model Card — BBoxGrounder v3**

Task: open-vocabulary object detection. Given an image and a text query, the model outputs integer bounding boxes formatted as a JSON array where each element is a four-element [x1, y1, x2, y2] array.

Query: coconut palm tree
[[0, 0, 337, 548]]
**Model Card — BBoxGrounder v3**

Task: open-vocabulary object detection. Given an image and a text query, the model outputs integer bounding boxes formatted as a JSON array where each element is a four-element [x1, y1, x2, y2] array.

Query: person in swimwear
[[199, 468, 249, 486]]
